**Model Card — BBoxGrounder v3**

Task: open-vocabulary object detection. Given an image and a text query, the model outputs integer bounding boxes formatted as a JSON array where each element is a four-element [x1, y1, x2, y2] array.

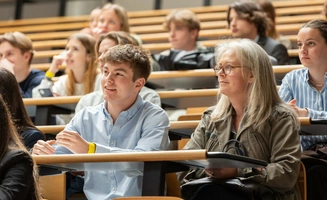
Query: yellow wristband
[[45, 70, 55, 79], [88, 142, 96, 154]]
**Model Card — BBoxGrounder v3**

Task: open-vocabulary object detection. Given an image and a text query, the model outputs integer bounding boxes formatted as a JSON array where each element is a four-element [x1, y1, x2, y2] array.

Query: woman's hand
[[48, 52, 67, 74], [205, 168, 238, 179]]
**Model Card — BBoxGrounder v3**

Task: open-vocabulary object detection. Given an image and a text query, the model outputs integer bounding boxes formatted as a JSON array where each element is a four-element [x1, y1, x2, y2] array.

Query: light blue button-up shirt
[[55, 95, 170, 200], [279, 68, 327, 150]]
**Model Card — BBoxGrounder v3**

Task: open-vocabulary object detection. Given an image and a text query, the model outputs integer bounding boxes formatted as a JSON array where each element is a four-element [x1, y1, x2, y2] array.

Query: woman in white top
[[33, 33, 101, 124]]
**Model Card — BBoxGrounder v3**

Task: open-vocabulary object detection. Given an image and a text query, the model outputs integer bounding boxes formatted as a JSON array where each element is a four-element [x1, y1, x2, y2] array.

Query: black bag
[[154, 50, 215, 71], [181, 177, 277, 200]]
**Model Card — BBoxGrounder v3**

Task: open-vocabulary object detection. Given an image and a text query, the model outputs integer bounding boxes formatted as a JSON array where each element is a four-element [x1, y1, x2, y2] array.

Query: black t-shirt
[[19, 69, 45, 98]]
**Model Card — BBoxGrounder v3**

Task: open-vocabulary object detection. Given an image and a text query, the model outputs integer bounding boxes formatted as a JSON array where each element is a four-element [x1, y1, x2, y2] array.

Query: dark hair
[[0, 93, 42, 200], [301, 19, 327, 44], [103, 44, 151, 81], [227, 1, 269, 36], [0, 68, 38, 134], [258, 0, 278, 39]]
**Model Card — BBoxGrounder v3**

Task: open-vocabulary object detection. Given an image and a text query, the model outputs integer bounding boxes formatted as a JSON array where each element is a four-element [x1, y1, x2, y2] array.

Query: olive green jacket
[[180, 105, 301, 200]]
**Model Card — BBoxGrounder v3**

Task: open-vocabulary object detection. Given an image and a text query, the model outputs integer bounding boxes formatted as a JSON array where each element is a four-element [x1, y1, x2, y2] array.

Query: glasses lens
[[225, 65, 231, 74]]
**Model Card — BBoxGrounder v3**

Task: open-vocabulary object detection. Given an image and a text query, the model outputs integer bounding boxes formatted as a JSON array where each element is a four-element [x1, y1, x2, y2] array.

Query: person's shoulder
[[0, 149, 32, 168], [285, 67, 307, 78], [140, 86, 158, 95], [271, 104, 296, 121], [30, 69, 45, 76], [143, 99, 163, 110], [21, 128, 43, 136], [265, 36, 284, 46], [24, 69, 44, 82], [78, 101, 104, 115], [159, 49, 171, 56], [80, 90, 103, 102]]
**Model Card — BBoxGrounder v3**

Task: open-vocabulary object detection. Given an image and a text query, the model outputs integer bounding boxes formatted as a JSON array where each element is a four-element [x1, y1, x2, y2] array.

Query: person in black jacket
[[0, 68, 45, 149], [0, 94, 42, 200], [227, 1, 289, 65]]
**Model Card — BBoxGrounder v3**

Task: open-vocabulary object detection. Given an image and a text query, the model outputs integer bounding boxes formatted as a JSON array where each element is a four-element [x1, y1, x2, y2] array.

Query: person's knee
[[307, 164, 327, 178]]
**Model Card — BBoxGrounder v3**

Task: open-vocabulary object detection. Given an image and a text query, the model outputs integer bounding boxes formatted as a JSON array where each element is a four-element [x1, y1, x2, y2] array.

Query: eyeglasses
[[213, 64, 242, 75]]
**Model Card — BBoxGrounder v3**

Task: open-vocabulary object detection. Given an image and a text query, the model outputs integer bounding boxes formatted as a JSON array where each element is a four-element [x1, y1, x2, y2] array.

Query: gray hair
[[212, 39, 296, 132]]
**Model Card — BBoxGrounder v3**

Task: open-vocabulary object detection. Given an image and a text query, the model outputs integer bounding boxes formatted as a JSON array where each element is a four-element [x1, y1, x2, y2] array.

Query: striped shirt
[[278, 68, 327, 150]]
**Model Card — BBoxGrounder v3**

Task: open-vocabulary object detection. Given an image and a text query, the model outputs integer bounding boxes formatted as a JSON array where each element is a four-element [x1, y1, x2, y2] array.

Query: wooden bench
[[0, 0, 323, 28]]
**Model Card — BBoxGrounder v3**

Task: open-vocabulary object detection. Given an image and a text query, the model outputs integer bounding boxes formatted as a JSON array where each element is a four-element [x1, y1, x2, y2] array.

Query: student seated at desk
[[76, 31, 161, 113], [227, 1, 289, 65], [155, 9, 215, 71], [0, 32, 44, 98], [32, 44, 170, 200], [278, 19, 327, 200], [178, 39, 301, 200], [0, 68, 44, 149], [32, 33, 101, 125], [0, 94, 42, 200]]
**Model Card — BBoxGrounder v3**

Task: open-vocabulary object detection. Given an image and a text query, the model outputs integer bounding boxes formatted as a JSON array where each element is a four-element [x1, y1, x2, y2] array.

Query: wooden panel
[[39, 172, 66, 200], [298, 162, 307, 200]]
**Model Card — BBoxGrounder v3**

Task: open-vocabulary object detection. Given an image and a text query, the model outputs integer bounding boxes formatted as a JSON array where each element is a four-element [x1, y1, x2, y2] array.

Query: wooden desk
[[24, 96, 80, 125], [36, 120, 200, 141], [33, 149, 266, 196]]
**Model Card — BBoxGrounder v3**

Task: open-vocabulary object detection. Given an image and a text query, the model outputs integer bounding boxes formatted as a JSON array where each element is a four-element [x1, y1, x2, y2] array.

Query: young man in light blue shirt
[[32, 44, 170, 200]]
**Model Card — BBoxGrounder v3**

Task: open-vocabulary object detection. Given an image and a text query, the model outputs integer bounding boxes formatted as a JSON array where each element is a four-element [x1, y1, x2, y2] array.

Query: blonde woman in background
[[33, 33, 101, 124]]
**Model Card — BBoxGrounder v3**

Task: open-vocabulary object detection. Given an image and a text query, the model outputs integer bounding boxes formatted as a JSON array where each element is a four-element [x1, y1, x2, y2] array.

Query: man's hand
[[0, 58, 15, 74], [205, 168, 238, 179], [289, 99, 308, 117], [56, 130, 89, 154], [32, 140, 56, 155]]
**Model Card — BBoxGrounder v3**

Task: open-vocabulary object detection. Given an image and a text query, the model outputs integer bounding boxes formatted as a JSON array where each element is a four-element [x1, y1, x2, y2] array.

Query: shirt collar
[[253, 35, 259, 43], [101, 95, 144, 121]]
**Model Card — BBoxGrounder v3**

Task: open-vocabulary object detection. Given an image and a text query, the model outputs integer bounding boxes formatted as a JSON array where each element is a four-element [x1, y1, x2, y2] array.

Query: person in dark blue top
[[0, 68, 45, 149], [0, 32, 44, 98], [19, 69, 45, 98]]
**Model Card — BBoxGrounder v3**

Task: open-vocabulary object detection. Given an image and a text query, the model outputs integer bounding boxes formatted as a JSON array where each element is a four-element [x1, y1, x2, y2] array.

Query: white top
[[32, 73, 102, 125]]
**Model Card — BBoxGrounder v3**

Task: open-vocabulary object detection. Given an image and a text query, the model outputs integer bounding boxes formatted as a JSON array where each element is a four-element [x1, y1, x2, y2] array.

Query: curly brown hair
[[103, 44, 151, 81]]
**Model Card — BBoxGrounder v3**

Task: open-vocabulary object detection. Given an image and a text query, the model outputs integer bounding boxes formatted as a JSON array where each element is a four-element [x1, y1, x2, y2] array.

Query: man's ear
[[190, 29, 198, 40], [135, 78, 145, 91], [23, 52, 31, 63]]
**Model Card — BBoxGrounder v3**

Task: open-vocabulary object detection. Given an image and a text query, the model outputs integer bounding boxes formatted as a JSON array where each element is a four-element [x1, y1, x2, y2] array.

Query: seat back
[[298, 161, 307, 200]]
